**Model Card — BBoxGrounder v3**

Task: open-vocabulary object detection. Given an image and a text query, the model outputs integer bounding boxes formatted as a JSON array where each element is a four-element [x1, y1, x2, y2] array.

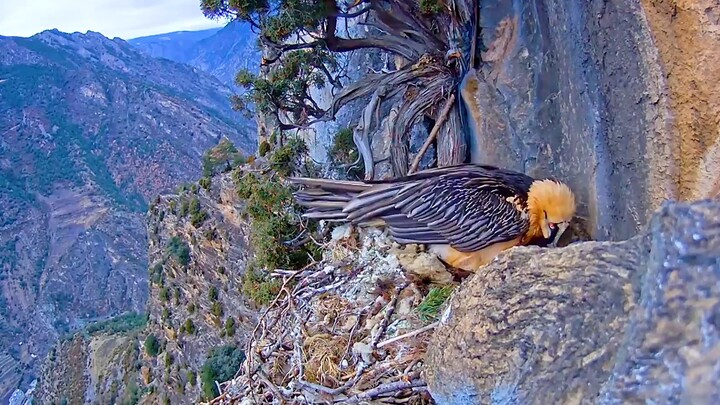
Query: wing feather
[[293, 164, 534, 252], [382, 168, 532, 252]]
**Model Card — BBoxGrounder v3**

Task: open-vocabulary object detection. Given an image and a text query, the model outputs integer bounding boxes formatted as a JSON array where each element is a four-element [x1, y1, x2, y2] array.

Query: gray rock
[[423, 199, 720, 405], [466, 0, 685, 242]]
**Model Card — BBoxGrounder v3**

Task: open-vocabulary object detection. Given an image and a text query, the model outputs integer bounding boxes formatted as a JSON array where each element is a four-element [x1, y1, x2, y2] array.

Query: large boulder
[[423, 199, 720, 404]]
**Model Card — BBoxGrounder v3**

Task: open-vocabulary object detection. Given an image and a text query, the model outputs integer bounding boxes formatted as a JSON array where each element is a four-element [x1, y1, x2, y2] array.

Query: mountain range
[[129, 21, 261, 87], [0, 23, 257, 401]]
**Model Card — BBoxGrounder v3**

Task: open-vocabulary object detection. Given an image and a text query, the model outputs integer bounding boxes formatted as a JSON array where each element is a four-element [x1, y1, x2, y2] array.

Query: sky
[[0, 0, 229, 40]]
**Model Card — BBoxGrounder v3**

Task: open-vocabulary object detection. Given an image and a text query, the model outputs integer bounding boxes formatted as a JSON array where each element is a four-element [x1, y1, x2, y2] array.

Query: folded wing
[[291, 164, 533, 253]]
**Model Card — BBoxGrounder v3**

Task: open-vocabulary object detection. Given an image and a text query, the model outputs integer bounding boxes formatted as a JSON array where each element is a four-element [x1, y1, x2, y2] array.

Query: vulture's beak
[[549, 222, 570, 248]]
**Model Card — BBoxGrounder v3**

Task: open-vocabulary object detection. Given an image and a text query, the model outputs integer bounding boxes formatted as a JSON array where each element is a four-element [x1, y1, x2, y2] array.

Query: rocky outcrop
[[464, 0, 720, 242], [35, 332, 140, 405], [142, 171, 259, 404], [423, 199, 720, 404]]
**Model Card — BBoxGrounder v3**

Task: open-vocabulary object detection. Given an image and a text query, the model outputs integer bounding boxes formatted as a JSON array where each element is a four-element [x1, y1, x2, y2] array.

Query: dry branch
[[408, 93, 457, 174]]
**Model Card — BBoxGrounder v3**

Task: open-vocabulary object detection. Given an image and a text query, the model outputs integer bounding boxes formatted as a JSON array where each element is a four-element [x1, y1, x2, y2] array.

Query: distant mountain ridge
[[130, 21, 260, 87], [125, 27, 221, 62], [0, 27, 257, 400]]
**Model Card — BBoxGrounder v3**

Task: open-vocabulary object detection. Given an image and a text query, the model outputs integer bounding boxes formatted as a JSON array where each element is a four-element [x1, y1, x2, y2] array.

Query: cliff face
[[0, 28, 256, 398], [460, 0, 720, 242], [35, 168, 260, 405], [141, 171, 258, 404]]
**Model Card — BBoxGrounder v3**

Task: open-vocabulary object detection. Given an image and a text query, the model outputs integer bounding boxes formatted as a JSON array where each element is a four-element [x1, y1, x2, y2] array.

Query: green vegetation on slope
[[232, 138, 321, 306], [0, 64, 147, 212], [144, 334, 160, 357], [201, 138, 246, 177], [84, 312, 148, 335], [167, 236, 191, 266], [200, 345, 245, 400]]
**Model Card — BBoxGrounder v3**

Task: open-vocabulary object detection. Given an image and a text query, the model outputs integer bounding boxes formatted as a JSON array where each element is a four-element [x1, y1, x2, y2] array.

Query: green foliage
[[167, 236, 191, 266], [183, 318, 196, 335], [144, 334, 160, 357], [232, 49, 337, 125], [224, 317, 236, 337], [187, 370, 197, 386], [416, 286, 455, 322], [199, 177, 212, 191], [187, 302, 196, 313], [189, 197, 209, 227], [162, 308, 171, 321], [149, 263, 164, 285], [269, 138, 308, 176], [258, 140, 271, 157], [328, 127, 364, 179], [200, 345, 246, 400], [211, 301, 223, 318], [121, 379, 142, 405], [202, 1, 325, 42], [84, 312, 147, 335], [191, 211, 209, 227], [241, 267, 282, 307], [159, 288, 169, 302], [231, 140, 320, 307], [233, 168, 318, 273], [208, 286, 219, 301], [178, 199, 189, 217], [202, 139, 245, 177], [169, 200, 177, 214], [419, 0, 443, 14]]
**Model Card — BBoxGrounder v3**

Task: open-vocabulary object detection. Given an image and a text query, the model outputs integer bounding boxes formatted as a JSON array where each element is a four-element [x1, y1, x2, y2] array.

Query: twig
[[371, 283, 408, 348], [342, 379, 427, 403], [377, 321, 439, 348], [256, 370, 286, 402], [408, 93, 456, 174], [238, 261, 314, 380]]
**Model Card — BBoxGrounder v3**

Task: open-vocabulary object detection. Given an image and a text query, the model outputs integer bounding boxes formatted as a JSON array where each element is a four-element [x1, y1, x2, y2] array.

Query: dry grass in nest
[[315, 294, 352, 325], [268, 350, 291, 386], [303, 333, 350, 388]]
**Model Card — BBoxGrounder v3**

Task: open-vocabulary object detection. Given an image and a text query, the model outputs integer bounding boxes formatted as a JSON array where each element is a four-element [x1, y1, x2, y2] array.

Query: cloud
[[0, 0, 229, 39]]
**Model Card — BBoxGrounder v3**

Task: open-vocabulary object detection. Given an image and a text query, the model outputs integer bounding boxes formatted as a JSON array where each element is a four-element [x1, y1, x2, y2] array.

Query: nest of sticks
[[207, 228, 448, 404]]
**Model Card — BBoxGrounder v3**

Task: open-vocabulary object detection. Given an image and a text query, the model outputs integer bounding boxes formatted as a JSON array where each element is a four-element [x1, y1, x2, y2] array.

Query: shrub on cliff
[[167, 236, 190, 266], [200, 345, 245, 400], [144, 334, 160, 357]]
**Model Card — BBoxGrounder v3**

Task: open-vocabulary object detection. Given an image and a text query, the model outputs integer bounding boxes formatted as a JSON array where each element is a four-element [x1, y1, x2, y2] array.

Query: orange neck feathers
[[526, 179, 576, 242]]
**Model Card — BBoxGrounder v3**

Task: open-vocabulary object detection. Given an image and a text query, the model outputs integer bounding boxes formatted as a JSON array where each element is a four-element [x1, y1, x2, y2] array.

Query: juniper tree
[[202, 0, 480, 179]]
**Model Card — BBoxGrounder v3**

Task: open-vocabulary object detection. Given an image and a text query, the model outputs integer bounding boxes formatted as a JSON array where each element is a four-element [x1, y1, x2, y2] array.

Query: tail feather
[[289, 177, 375, 222], [289, 176, 449, 245]]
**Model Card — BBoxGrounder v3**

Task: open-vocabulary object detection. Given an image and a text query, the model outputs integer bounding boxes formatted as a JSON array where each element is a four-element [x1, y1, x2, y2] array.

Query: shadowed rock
[[424, 199, 720, 405]]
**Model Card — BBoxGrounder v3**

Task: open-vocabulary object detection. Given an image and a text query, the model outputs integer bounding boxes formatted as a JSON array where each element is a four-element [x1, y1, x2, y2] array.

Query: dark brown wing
[[341, 164, 534, 252]]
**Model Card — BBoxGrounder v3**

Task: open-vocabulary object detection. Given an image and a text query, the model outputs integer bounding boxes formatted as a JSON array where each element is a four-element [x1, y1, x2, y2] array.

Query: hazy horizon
[[0, 0, 228, 39]]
